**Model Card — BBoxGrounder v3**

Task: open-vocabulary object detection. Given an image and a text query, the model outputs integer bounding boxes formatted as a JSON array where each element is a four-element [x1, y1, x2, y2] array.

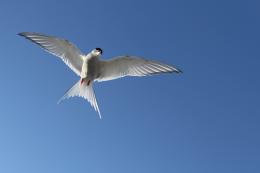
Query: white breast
[[80, 56, 88, 78]]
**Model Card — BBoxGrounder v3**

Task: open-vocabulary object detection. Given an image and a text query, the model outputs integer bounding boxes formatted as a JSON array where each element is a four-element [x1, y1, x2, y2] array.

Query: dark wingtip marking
[[176, 68, 183, 73], [17, 32, 44, 48], [18, 32, 26, 37], [18, 32, 31, 40]]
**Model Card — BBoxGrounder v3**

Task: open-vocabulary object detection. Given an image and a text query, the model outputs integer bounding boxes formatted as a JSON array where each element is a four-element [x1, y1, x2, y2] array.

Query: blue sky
[[0, 0, 259, 172]]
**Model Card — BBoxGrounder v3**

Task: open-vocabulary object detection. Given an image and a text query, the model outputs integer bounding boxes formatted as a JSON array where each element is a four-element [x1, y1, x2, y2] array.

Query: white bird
[[18, 32, 182, 118]]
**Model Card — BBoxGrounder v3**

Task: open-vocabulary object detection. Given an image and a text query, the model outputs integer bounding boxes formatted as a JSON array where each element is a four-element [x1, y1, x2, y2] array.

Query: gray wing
[[96, 56, 182, 82], [18, 32, 83, 76]]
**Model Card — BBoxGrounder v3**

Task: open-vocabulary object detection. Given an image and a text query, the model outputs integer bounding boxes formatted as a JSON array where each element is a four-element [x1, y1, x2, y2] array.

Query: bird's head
[[91, 48, 103, 56]]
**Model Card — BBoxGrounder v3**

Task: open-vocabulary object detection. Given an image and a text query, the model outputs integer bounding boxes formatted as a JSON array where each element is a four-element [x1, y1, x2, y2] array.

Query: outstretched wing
[[96, 56, 182, 82], [18, 32, 83, 76]]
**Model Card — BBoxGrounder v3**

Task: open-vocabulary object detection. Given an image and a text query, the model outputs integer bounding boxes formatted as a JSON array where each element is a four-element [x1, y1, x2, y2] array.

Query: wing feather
[[18, 32, 83, 76], [96, 56, 182, 82]]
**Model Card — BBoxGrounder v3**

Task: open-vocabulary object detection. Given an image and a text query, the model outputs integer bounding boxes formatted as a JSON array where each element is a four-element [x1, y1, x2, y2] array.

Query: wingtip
[[17, 32, 26, 37], [18, 32, 36, 37], [177, 69, 183, 73], [171, 68, 183, 74], [17, 33, 23, 37]]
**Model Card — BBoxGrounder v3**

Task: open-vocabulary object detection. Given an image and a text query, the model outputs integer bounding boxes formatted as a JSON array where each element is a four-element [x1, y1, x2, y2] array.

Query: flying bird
[[18, 32, 182, 118]]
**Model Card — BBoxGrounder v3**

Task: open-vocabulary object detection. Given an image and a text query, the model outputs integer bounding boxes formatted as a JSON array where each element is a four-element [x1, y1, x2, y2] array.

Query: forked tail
[[58, 80, 101, 119]]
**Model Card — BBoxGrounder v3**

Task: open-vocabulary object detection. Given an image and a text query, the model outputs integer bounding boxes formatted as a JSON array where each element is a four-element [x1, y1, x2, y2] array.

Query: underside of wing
[[18, 32, 83, 76], [96, 56, 182, 82]]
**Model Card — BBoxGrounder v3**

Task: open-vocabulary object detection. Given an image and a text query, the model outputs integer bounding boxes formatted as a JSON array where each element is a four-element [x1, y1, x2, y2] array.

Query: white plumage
[[19, 32, 182, 118]]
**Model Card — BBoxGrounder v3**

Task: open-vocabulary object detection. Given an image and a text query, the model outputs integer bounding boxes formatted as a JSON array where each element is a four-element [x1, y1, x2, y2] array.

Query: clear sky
[[0, 0, 259, 172]]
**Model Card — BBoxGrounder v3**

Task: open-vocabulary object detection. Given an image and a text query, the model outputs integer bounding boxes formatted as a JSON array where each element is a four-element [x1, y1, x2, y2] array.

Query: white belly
[[81, 60, 88, 78]]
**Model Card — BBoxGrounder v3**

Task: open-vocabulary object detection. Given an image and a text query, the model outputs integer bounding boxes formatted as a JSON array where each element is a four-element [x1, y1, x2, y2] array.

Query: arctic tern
[[18, 32, 182, 118]]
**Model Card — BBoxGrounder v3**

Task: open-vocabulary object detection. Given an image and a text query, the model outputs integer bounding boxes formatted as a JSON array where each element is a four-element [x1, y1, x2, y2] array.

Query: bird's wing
[[18, 32, 83, 76], [96, 56, 182, 82]]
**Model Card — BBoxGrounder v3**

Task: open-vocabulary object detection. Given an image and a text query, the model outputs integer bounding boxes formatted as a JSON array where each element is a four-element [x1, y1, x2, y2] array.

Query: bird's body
[[19, 32, 182, 118], [80, 54, 98, 85]]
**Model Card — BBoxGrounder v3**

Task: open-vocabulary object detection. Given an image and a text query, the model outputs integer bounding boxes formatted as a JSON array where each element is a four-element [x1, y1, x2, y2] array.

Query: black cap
[[95, 48, 103, 55]]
